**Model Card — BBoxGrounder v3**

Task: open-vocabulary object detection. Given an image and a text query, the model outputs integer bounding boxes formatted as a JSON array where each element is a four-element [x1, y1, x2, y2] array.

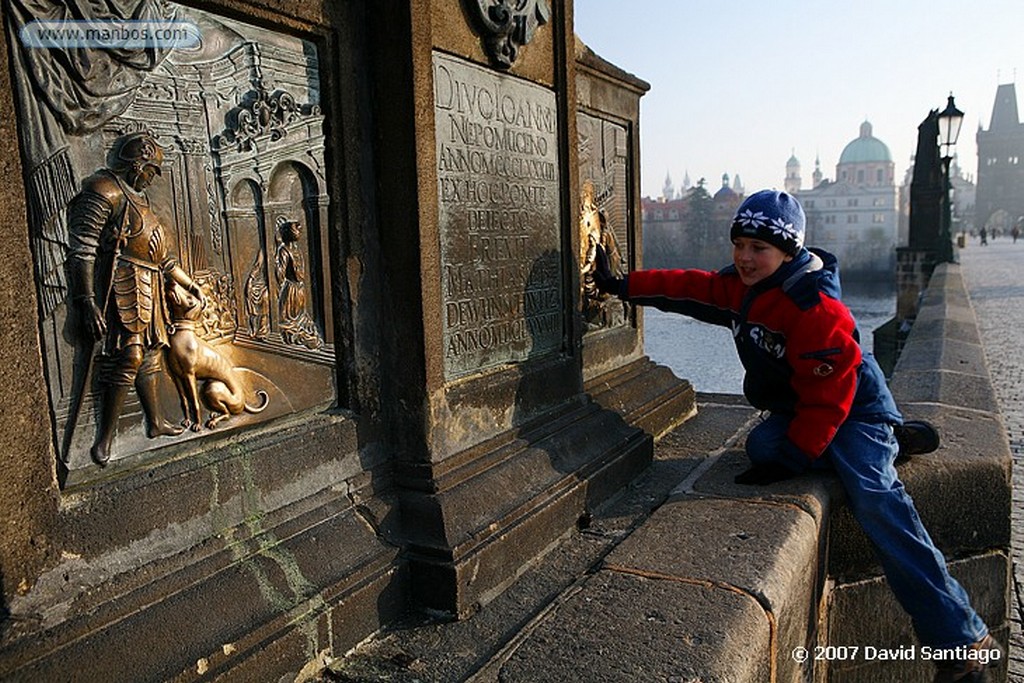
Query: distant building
[[812, 155, 823, 189], [641, 174, 744, 270], [785, 151, 801, 194], [661, 171, 676, 202], [790, 121, 898, 278], [711, 173, 743, 248], [642, 194, 689, 269], [975, 82, 1024, 235], [950, 155, 976, 236]]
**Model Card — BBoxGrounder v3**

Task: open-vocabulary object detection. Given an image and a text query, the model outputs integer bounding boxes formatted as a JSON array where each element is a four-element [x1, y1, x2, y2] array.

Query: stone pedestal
[[876, 246, 940, 374], [896, 246, 939, 323], [0, 0, 695, 678], [381, 4, 694, 617], [575, 39, 696, 438]]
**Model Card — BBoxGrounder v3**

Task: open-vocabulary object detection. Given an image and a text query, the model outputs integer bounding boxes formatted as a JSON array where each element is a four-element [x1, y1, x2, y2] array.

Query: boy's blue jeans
[[747, 413, 988, 649]]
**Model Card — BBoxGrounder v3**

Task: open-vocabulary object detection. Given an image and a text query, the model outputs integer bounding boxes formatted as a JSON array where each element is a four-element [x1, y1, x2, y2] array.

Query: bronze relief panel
[[577, 111, 630, 331], [8, 1, 336, 479]]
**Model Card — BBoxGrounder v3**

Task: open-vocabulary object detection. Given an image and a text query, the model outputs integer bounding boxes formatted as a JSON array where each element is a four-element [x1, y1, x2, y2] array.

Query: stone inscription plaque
[[433, 52, 563, 379]]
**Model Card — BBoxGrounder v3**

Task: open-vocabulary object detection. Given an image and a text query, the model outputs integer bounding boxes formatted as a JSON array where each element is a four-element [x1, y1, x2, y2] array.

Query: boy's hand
[[593, 245, 623, 296]]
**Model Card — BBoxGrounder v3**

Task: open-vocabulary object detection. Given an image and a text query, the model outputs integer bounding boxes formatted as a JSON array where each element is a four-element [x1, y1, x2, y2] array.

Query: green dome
[[838, 121, 892, 164]]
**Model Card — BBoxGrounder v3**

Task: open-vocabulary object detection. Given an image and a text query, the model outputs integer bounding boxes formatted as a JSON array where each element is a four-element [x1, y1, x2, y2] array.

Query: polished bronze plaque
[[8, 0, 335, 476], [577, 112, 630, 331], [434, 52, 563, 379]]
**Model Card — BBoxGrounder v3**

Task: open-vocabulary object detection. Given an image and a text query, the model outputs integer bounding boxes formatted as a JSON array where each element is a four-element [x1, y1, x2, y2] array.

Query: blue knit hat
[[730, 190, 806, 256]]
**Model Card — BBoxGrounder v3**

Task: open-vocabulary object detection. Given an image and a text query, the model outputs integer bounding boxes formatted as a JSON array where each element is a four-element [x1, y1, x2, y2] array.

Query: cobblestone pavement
[[958, 239, 1024, 681]]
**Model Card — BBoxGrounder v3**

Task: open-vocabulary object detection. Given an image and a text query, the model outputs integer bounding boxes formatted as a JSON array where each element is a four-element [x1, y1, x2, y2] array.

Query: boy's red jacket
[[624, 248, 901, 460]]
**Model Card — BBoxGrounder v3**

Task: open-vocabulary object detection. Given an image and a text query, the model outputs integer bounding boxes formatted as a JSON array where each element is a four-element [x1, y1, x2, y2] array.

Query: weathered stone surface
[[824, 553, 1009, 683], [656, 396, 757, 459], [892, 336, 989, 375], [497, 570, 772, 683], [605, 496, 821, 683], [404, 399, 653, 615], [889, 368, 998, 410], [906, 310, 982, 344], [586, 358, 696, 439], [691, 449, 834, 526], [2, 492, 405, 682]]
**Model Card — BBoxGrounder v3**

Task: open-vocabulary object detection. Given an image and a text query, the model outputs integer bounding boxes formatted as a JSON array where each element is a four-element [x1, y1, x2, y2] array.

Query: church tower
[[785, 151, 801, 194], [661, 171, 675, 201], [812, 154, 823, 188], [976, 83, 1024, 232]]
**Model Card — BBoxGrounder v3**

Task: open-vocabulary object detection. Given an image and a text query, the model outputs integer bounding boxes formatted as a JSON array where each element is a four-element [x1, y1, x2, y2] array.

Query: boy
[[594, 190, 997, 682]]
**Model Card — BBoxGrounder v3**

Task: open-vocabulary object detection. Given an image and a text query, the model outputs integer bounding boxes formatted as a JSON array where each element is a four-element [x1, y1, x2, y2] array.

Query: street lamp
[[936, 93, 964, 262]]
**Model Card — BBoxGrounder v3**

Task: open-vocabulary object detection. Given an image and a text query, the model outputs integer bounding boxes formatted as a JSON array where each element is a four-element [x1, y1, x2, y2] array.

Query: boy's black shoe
[[894, 420, 940, 456], [932, 634, 1001, 682]]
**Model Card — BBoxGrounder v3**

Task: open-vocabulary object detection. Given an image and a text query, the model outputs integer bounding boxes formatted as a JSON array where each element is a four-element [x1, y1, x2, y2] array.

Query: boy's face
[[731, 237, 792, 286]]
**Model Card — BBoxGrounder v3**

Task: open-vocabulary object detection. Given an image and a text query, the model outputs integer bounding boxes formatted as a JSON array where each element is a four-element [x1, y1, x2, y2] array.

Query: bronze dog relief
[[8, 0, 336, 478]]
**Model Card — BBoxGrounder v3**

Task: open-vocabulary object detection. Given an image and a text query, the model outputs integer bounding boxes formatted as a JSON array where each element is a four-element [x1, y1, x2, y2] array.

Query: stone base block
[[0, 493, 406, 682], [585, 357, 697, 439], [823, 552, 1010, 683], [498, 570, 773, 682], [404, 399, 654, 617], [604, 495, 822, 683]]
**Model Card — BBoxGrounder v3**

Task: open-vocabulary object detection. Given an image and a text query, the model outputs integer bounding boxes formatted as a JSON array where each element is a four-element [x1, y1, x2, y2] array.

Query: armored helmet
[[116, 131, 164, 175]]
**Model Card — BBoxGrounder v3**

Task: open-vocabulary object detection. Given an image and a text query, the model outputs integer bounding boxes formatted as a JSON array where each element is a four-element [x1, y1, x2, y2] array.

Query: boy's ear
[[783, 254, 794, 262]]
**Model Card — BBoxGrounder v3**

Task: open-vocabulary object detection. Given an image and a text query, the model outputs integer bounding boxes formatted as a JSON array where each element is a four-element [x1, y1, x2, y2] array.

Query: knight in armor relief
[[65, 131, 204, 466]]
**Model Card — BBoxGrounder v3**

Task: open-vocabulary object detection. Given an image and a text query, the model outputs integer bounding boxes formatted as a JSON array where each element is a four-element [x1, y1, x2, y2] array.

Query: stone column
[[371, 0, 693, 616]]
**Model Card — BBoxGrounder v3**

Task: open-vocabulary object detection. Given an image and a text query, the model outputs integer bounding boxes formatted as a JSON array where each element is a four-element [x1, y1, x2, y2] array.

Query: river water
[[642, 283, 896, 394]]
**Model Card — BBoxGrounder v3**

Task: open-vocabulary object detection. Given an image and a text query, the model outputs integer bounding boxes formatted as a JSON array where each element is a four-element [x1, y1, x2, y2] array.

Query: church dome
[[839, 121, 892, 164], [713, 172, 737, 200]]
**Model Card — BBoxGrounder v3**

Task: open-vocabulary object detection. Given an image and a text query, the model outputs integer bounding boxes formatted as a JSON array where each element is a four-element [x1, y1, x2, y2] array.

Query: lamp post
[[936, 93, 964, 262]]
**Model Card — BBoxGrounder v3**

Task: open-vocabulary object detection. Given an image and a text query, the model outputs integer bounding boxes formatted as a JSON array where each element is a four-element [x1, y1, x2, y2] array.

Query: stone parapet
[[822, 262, 1011, 681]]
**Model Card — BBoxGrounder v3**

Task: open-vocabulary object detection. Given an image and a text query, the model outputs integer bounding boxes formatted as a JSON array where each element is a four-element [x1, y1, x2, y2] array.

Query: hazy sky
[[574, 0, 1024, 199]]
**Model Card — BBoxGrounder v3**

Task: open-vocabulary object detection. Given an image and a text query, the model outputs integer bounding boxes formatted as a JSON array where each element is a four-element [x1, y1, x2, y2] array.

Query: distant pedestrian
[[1012, 224, 1020, 244], [980, 227, 989, 246], [593, 189, 1001, 683]]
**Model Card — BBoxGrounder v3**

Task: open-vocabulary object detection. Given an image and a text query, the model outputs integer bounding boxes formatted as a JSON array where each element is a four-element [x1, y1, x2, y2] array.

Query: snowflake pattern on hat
[[736, 209, 797, 237], [736, 209, 767, 228], [768, 217, 799, 240], [730, 190, 805, 255]]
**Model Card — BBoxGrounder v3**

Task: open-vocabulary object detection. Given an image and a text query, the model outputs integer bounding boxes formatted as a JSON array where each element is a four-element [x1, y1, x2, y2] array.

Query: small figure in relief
[[275, 218, 322, 350]]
